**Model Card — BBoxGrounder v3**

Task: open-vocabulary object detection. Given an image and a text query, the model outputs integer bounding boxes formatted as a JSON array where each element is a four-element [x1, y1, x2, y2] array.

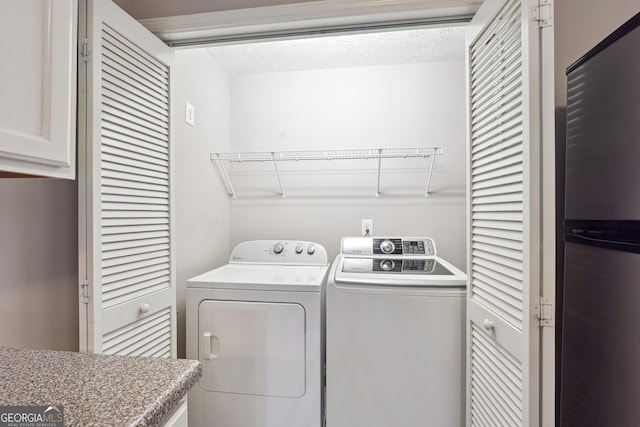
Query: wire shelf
[[210, 147, 443, 199], [214, 147, 442, 162]]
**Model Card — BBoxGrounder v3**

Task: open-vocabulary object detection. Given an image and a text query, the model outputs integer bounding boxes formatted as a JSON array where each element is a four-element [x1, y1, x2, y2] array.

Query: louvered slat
[[102, 127, 169, 155], [102, 236, 169, 251], [103, 118, 167, 152], [468, 1, 527, 425], [472, 248, 524, 273], [103, 274, 170, 308], [473, 264, 523, 296], [102, 178, 169, 195], [472, 148, 522, 174], [101, 186, 169, 200], [101, 37, 168, 102], [472, 125, 522, 156], [99, 23, 172, 351], [469, 0, 524, 331], [470, 0, 520, 74], [102, 134, 169, 163], [472, 233, 523, 251], [470, 325, 524, 427], [101, 33, 168, 82], [102, 307, 172, 357], [102, 230, 169, 243], [472, 253, 523, 282], [102, 112, 168, 142], [102, 255, 170, 278], [101, 247, 168, 265]]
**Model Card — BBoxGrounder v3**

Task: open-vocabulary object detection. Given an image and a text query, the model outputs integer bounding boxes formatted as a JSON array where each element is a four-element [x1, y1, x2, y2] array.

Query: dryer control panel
[[341, 237, 436, 257], [229, 240, 328, 265]]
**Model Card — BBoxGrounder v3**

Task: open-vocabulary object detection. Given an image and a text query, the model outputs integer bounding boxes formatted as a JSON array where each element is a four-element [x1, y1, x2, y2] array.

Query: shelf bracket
[[271, 152, 286, 199], [212, 154, 237, 199], [376, 149, 383, 198], [424, 154, 437, 198]]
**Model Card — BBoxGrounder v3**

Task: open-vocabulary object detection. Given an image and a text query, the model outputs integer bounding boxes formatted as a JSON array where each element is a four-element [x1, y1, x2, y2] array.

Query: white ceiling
[[206, 26, 466, 75]]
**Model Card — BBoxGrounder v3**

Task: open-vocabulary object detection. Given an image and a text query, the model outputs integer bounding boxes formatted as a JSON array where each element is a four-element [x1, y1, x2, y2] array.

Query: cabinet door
[[0, 0, 77, 178], [465, 0, 553, 425], [78, 0, 176, 357]]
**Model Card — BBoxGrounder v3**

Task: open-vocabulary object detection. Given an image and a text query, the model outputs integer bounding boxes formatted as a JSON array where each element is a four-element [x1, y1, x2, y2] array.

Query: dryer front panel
[[198, 300, 306, 398]]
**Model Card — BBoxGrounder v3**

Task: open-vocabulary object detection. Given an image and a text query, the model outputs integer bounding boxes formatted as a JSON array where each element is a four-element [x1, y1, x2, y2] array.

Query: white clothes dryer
[[326, 236, 467, 427], [187, 240, 329, 427]]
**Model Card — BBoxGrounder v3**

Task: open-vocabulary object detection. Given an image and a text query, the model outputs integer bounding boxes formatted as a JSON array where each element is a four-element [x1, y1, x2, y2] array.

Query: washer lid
[[187, 263, 329, 292], [333, 255, 466, 287]]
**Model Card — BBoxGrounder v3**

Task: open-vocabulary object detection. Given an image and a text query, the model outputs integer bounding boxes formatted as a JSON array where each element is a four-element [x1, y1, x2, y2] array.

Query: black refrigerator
[[559, 11, 640, 427]]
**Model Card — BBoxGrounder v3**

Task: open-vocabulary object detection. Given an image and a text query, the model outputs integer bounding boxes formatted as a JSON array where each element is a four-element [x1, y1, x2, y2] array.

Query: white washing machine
[[326, 236, 467, 427], [187, 240, 329, 427]]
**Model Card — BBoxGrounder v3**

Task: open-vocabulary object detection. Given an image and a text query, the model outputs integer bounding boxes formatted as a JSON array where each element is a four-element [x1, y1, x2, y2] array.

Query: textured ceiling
[[206, 26, 466, 75]]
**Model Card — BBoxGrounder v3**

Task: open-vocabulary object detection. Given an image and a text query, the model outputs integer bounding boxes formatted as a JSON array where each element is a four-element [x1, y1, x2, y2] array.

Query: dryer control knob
[[380, 240, 395, 254], [273, 242, 284, 254], [295, 245, 304, 254], [307, 245, 316, 255]]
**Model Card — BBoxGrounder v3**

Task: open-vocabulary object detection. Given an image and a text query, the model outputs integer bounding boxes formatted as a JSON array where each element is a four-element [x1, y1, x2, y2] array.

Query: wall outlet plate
[[361, 219, 373, 236]]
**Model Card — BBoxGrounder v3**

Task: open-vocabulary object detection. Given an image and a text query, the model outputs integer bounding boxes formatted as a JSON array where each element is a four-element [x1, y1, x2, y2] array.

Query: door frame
[[125, 0, 555, 424], [137, 0, 481, 46]]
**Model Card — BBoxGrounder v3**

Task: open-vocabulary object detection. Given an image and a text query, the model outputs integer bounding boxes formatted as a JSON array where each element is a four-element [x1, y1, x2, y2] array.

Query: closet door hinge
[[81, 279, 92, 304], [533, 0, 553, 28], [80, 39, 91, 61], [534, 297, 553, 327]]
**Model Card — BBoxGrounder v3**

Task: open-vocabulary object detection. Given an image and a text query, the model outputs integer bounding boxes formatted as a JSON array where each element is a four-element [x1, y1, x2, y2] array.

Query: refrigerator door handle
[[565, 233, 640, 254]]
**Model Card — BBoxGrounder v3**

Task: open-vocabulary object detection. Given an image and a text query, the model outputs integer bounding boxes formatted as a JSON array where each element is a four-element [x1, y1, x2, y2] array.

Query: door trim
[[137, 0, 481, 46]]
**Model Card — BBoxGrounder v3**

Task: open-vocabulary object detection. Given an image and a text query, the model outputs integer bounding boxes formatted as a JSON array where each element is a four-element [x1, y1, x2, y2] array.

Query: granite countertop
[[0, 346, 202, 426]]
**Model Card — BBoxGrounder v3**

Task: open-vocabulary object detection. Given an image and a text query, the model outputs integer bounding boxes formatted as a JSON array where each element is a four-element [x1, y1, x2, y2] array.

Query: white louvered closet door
[[79, 0, 176, 357], [465, 0, 548, 425]]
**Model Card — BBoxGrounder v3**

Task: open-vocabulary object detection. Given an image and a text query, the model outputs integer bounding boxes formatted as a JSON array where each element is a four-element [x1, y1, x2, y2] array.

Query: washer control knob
[[380, 259, 395, 271], [295, 245, 304, 254], [273, 242, 284, 254], [307, 245, 316, 255], [380, 240, 395, 254]]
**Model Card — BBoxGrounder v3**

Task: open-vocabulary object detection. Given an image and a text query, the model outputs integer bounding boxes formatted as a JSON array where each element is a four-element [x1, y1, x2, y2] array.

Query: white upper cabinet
[[0, 0, 77, 179]]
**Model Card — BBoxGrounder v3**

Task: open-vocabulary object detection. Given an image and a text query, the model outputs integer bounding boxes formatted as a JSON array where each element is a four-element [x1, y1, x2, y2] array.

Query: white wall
[[0, 179, 78, 350], [173, 49, 231, 358], [226, 61, 467, 268]]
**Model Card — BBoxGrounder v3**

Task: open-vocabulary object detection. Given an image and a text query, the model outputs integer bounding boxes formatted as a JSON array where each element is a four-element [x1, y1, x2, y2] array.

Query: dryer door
[[198, 300, 306, 397]]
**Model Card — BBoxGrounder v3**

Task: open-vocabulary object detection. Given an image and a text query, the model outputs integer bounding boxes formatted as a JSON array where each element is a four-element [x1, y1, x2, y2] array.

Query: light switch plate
[[185, 101, 195, 126]]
